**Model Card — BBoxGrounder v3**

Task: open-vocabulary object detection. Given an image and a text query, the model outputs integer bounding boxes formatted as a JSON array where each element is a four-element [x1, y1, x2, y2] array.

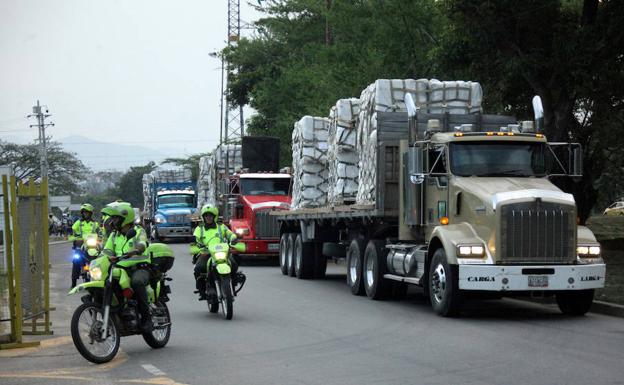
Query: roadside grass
[[587, 216, 624, 305]]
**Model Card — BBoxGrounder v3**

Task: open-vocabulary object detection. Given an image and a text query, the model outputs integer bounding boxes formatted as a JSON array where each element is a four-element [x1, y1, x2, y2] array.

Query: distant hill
[[58, 135, 170, 171]]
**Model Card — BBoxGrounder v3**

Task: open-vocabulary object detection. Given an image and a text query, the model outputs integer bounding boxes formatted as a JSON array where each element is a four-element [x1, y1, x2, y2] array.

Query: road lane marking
[[121, 377, 189, 385], [142, 364, 166, 376]]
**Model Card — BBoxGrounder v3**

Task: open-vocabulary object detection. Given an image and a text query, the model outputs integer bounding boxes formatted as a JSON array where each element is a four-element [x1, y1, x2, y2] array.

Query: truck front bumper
[[157, 226, 192, 238], [239, 239, 280, 256], [458, 263, 606, 291]]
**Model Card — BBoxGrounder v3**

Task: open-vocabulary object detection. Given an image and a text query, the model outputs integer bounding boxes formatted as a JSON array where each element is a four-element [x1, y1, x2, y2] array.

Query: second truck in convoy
[[275, 92, 606, 317]]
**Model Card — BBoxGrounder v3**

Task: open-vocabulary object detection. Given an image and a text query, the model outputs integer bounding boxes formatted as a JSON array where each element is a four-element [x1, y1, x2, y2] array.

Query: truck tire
[[363, 240, 393, 300], [312, 245, 327, 279], [346, 238, 366, 296], [287, 233, 297, 277], [279, 233, 290, 275], [428, 248, 462, 317], [294, 235, 314, 279], [556, 289, 594, 316]]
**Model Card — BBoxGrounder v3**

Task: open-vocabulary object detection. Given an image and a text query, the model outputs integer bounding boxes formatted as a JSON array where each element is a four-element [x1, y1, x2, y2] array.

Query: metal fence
[[0, 176, 51, 349]]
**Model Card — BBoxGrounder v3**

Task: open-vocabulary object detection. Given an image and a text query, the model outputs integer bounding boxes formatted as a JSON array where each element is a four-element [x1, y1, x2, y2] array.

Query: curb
[[49, 240, 71, 245], [591, 300, 624, 318]]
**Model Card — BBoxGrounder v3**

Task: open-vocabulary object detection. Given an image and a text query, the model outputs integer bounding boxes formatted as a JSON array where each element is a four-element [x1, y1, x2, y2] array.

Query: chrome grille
[[255, 210, 280, 239], [168, 214, 189, 224], [499, 201, 576, 264]]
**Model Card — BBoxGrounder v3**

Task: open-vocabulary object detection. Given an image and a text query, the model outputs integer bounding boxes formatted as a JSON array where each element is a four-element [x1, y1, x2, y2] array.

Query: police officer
[[192, 205, 237, 302], [70, 203, 101, 288], [102, 202, 153, 331]]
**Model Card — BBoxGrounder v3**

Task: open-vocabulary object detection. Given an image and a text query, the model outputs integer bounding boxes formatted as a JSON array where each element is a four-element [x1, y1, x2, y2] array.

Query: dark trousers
[[131, 268, 151, 322]]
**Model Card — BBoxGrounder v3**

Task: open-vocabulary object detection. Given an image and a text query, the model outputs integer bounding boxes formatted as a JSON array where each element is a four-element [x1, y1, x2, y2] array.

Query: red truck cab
[[225, 173, 291, 257]]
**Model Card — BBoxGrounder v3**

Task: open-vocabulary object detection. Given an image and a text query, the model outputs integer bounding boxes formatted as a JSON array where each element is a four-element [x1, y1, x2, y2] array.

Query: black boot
[[196, 277, 207, 300]]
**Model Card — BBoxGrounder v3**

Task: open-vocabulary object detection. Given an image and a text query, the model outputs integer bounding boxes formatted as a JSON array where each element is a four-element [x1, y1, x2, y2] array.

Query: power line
[[60, 139, 220, 145]]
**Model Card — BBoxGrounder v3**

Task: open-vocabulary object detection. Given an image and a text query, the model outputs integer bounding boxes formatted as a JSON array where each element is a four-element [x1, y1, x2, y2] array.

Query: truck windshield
[[240, 178, 290, 196], [450, 141, 547, 177], [157, 194, 194, 208]]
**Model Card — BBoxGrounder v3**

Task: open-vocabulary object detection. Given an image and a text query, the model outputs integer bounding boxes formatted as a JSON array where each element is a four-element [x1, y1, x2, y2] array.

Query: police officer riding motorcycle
[[70, 203, 102, 288]]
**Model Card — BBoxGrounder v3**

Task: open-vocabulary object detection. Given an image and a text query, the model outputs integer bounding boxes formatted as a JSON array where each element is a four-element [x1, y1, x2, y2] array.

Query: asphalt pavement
[[1, 242, 624, 385]]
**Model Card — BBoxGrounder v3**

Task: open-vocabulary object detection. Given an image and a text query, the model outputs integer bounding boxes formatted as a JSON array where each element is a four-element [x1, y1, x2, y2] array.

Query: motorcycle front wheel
[[143, 301, 171, 348], [219, 275, 234, 320], [70, 302, 120, 364]]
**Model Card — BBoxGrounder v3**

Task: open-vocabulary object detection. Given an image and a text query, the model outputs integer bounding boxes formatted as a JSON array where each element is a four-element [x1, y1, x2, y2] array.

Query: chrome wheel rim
[[77, 306, 117, 358], [348, 250, 359, 285], [279, 238, 287, 268], [365, 254, 375, 288], [294, 240, 301, 272], [431, 264, 447, 303]]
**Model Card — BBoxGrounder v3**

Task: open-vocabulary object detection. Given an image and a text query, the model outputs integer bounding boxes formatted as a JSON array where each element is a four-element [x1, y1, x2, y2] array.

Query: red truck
[[216, 137, 291, 259]]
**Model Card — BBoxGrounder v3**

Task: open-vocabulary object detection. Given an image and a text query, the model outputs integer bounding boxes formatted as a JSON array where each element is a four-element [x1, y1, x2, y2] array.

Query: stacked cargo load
[[142, 173, 154, 216], [327, 98, 360, 205], [214, 144, 242, 175], [197, 154, 216, 209], [291, 116, 330, 209], [150, 168, 193, 183], [356, 79, 483, 204]]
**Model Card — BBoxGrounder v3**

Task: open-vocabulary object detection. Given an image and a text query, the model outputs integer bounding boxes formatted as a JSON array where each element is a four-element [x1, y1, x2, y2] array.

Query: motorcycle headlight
[[214, 251, 227, 261], [89, 262, 103, 281], [235, 228, 250, 236], [86, 238, 98, 247]]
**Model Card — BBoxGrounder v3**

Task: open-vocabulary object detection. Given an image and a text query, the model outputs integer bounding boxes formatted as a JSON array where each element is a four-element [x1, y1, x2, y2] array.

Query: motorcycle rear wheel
[[71, 302, 120, 364], [143, 301, 171, 348]]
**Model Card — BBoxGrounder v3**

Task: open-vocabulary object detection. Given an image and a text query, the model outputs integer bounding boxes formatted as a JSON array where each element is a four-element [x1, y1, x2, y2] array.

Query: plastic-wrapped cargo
[[197, 155, 216, 209], [291, 116, 330, 209], [142, 173, 154, 215], [150, 168, 193, 183], [356, 79, 483, 204], [214, 144, 242, 175], [328, 98, 360, 204]]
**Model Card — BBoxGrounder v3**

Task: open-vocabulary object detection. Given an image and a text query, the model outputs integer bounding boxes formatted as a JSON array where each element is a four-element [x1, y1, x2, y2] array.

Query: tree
[[113, 162, 157, 208], [0, 140, 89, 195], [436, 0, 624, 221]]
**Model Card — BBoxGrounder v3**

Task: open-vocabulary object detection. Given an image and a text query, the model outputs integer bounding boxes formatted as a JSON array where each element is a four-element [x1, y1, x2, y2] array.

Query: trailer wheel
[[294, 235, 314, 279], [556, 289, 594, 316], [363, 240, 392, 300], [312, 244, 327, 279], [287, 233, 297, 277], [428, 248, 462, 317], [346, 238, 366, 296], [279, 233, 290, 275]]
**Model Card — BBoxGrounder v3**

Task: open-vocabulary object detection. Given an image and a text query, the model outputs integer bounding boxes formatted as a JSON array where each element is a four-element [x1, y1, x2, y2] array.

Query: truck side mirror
[[571, 144, 582, 178]]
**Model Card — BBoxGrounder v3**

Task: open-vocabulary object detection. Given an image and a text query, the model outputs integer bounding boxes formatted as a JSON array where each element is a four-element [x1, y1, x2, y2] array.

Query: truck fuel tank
[[386, 244, 427, 278]]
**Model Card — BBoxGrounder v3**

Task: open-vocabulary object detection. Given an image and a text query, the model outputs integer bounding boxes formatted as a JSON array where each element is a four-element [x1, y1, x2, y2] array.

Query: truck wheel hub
[[431, 264, 447, 303]]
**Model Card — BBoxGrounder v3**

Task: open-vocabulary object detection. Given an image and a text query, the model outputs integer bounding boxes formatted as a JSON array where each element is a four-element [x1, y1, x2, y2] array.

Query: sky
[[0, 0, 264, 170]]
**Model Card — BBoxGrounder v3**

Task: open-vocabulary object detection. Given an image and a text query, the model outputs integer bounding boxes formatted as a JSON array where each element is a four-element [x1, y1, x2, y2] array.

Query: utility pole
[[222, 0, 244, 146], [27, 100, 54, 182]]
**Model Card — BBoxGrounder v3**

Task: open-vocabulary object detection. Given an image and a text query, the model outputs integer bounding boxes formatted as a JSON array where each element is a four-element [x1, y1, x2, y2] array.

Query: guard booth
[[0, 172, 52, 350]]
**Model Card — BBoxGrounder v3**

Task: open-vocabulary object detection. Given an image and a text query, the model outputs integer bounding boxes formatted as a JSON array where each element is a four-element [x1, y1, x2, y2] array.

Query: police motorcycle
[[191, 240, 246, 320], [68, 242, 174, 364], [72, 234, 102, 285]]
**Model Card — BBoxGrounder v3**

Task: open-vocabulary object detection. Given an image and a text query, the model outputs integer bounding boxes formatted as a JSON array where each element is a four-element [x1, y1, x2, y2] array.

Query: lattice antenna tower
[[222, 0, 244, 145]]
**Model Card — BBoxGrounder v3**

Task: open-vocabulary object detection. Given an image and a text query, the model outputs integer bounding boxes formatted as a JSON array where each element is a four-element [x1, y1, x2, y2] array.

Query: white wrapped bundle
[[142, 174, 154, 214], [291, 116, 330, 209], [151, 168, 192, 183], [428, 79, 483, 114], [197, 155, 216, 208], [355, 78, 484, 204], [214, 144, 242, 174], [328, 98, 360, 204]]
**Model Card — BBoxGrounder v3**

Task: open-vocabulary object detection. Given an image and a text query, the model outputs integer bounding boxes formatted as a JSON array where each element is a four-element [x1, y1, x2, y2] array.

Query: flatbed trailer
[[273, 108, 606, 317]]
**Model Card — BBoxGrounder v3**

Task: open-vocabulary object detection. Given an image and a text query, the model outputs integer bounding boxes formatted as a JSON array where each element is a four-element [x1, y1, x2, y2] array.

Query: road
[[1, 242, 624, 385]]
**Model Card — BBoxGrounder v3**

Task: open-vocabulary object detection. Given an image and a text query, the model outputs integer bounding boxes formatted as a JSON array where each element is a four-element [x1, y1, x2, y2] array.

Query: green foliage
[[224, 0, 444, 165], [113, 162, 157, 208], [0, 140, 89, 195]]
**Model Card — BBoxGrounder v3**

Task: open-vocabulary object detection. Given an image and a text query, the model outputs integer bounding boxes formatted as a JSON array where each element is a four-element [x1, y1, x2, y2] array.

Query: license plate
[[528, 275, 549, 288], [268, 243, 280, 251]]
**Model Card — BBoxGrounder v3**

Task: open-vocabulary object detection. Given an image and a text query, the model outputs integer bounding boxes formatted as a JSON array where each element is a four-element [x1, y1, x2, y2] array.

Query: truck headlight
[[235, 228, 250, 236], [155, 215, 166, 224], [457, 244, 485, 258], [577, 244, 601, 258]]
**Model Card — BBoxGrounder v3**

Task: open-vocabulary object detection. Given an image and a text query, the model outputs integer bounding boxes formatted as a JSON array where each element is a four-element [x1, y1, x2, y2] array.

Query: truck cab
[[222, 172, 291, 256], [152, 188, 197, 241]]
